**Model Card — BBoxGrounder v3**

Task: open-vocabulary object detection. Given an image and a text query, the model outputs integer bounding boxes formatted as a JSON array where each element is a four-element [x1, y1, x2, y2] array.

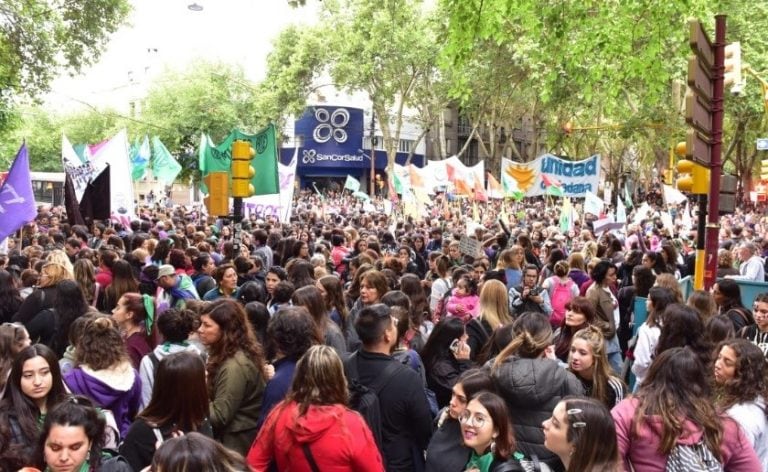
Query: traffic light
[[676, 158, 710, 194], [203, 172, 229, 216], [724, 42, 743, 90], [231, 140, 256, 198], [761, 159, 768, 181]]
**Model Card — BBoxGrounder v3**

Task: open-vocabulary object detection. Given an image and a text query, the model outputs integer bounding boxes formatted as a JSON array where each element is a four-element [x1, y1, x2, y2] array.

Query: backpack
[[344, 352, 400, 453], [665, 440, 723, 472], [546, 276, 575, 328]]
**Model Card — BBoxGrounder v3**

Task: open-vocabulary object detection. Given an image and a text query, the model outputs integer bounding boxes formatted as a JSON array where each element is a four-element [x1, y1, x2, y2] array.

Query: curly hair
[[714, 339, 768, 412], [203, 299, 266, 394], [267, 306, 320, 360], [76, 316, 129, 370]]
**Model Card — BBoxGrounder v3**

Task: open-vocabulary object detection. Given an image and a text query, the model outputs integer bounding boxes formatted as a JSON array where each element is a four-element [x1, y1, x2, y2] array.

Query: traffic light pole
[[232, 197, 243, 254], [694, 194, 707, 289], [703, 15, 726, 289]]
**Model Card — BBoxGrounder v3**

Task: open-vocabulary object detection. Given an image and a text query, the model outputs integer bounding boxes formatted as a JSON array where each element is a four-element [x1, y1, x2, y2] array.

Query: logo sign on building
[[501, 154, 601, 198], [295, 106, 367, 168]]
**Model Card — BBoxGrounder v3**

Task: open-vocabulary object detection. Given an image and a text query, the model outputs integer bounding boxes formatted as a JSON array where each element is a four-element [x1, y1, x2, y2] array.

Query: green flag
[[199, 125, 280, 196], [546, 185, 565, 197], [151, 137, 182, 185], [344, 175, 361, 192], [130, 135, 150, 181]]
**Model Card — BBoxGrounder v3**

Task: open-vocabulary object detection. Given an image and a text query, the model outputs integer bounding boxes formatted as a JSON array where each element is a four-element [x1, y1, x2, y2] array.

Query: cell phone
[[449, 339, 461, 353]]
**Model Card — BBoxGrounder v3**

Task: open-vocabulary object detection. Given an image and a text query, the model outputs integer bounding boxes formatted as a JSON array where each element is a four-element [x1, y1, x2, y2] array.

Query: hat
[[156, 264, 176, 280]]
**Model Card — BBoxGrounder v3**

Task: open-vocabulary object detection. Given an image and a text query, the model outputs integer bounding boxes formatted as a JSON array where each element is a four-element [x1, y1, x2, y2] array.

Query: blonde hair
[[40, 262, 74, 287], [45, 249, 74, 277], [569, 326, 623, 405], [654, 273, 684, 303], [479, 280, 511, 329]]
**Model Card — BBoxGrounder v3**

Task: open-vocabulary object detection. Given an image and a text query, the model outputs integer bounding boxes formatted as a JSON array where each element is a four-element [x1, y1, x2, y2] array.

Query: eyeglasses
[[459, 411, 487, 428]]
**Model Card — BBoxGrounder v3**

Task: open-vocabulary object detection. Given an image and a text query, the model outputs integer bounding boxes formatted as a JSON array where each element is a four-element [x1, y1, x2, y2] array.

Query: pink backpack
[[547, 276, 575, 328]]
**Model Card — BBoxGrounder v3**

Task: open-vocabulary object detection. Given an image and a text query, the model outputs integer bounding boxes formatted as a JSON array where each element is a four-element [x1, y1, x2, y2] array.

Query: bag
[[665, 441, 723, 472], [547, 276, 574, 328], [344, 353, 400, 452], [99, 450, 133, 472]]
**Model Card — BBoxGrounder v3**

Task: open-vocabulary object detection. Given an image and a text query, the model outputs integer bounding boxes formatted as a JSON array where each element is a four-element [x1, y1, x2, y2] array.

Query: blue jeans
[[606, 335, 623, 375]]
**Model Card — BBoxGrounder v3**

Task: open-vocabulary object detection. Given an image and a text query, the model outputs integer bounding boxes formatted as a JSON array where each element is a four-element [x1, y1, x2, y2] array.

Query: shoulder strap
[[474, 318, 491, 340], [302, 443, 320, 472], [369, 359, 401, 395]]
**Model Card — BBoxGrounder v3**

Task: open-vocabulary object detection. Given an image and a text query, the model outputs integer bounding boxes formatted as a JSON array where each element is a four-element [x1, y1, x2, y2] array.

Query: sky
[[45, 0, 321, 112]]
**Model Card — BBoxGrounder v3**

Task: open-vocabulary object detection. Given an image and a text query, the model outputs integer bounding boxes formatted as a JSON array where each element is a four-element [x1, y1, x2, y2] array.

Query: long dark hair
[[633, 347, 724, 459], [1, 345, 67, 461], [468, 391, 515, 460], [421, 317, 465, 370], [139, 352, 208, 431], [49, 280, 92, 357], [203, 299, 266, 394], [654, 304, 711, 367], [0, 270, 22, 323]]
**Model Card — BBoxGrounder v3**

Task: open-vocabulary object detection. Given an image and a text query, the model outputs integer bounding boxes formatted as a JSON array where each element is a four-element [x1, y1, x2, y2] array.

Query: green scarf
[[46, 461, 89, 472], [465, 450, 494, 472]]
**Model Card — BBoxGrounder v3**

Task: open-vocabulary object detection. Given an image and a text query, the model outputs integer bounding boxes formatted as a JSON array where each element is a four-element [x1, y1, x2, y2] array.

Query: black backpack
[[344, 352, 400, 453]]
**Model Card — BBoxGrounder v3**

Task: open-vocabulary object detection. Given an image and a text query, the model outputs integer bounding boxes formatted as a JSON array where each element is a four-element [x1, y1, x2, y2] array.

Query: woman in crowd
[[541, 260, 578, 329], [0, 345, 67, 470], [567, 326, 626, 409], [64, 316, 141, 439], [198, 299, 267, 455], [0, 322, 31, 395], [420, 317, 473, 408], [32, 395, 131, 472], [631, 286, 676, 389], [585, 260, 622, 373], [458, 391, 529, 471], [612, 347, 760, 471], [73, 258, 100, 308], [0, 270, 22, 324], [687, 289, 718, 324], [566, 252, 590, 289], [138, 307, 203, 408], [256, 306, 320, 431], [713, 278, 754, 332], [202, 263, 240, 301], [553, 297, 597, 363], [287, 259, 315, 290], [466, 280, 511, 362], [13, 262, 72, 328], [151, 432, 249, 472], [292, 285, 347, 358], [713, 338, 768, 470], [653, 273, 684, 303], [111, 292, 156, 368], [425, 369, 494, 472], [491, 312, 583, 469], [264, 266, 287, 313], [247, 345, 384, 471], [617, 265, 655, 352], [496, 247, 524, 290], [346, 269, 388, 351], [654, 304, 711, 368], [429, 255, 454, 313], [120, 351, 212, 472], [317, 274, 349, 331], [399, 273, 433, 349], [543, 396, 622, 472], [100, 259, 139, 313]]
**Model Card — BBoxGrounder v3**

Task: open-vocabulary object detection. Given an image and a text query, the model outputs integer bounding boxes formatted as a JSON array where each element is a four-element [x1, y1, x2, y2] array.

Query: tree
[[137, 61, 265, 183], [0, 0, 131, 132]]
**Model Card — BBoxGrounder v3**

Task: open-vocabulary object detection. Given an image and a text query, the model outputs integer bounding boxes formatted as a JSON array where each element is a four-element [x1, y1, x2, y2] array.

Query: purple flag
[[0, 144, 37, 241]]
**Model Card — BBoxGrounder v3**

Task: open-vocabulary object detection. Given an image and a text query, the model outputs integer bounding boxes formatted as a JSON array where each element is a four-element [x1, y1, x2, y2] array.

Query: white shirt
[[728, 255, 765, 282], [727, 398, 768, 472]]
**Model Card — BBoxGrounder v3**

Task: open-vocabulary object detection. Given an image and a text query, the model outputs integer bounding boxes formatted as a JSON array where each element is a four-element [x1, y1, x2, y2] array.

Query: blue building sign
[[281, 106, 425, 188]]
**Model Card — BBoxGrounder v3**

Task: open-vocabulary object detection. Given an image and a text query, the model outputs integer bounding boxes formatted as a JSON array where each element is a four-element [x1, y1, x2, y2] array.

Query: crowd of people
[[0, 187, 767, 471]]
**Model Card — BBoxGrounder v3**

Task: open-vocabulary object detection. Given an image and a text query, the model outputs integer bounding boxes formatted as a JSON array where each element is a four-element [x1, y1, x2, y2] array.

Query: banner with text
[[501, 154, 601, 198]]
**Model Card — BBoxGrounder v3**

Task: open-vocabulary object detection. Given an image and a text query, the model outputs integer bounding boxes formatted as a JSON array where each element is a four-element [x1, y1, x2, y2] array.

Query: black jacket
[[466, 318, 493, 362], [425, 415, 470, 472], [492, 356, 583, 467], [425, 355, 473, 408], [347, 350, 433, 472]]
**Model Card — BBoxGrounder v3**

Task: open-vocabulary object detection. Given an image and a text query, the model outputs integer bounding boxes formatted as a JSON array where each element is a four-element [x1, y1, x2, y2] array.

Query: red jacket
[[248, 401, 383, 472]]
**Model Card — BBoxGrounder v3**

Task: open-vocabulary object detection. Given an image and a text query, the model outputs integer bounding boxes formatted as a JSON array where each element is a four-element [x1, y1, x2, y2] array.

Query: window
[[398, 139, 414, 153]]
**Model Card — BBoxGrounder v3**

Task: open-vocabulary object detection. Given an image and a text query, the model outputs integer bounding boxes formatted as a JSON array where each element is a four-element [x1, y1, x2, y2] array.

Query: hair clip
[[566, 408, 583, 415], [571, 421, 587, 428]]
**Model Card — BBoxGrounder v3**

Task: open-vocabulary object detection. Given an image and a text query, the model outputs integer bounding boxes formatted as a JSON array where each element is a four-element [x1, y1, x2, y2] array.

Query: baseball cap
[[156, 264, 176, 280]]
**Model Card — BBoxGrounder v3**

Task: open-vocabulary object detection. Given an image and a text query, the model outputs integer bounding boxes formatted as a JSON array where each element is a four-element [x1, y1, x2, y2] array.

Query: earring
[[490, 441, 497, 454], [86, 451, 91, 462]]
